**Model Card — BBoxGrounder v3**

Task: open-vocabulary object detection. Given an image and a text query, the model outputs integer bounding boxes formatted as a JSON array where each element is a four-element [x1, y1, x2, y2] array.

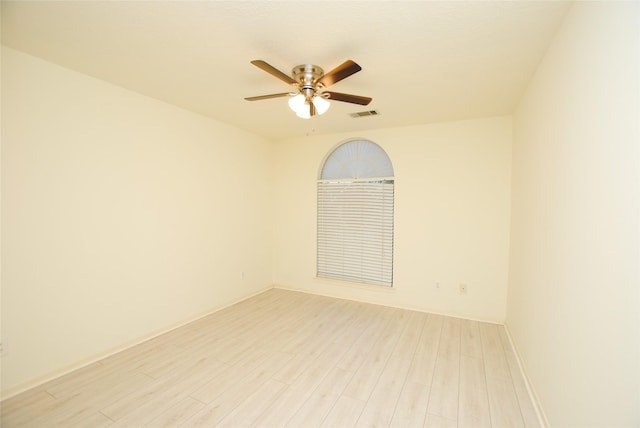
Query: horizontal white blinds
[[317, 180, 394, 287]]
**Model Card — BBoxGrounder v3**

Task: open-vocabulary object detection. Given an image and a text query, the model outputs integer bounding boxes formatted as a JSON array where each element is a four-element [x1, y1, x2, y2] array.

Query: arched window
[[317, 139, 394, 287]]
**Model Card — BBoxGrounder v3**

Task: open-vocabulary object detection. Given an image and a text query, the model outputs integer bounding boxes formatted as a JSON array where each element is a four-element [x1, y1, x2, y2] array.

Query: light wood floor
[[2, 289, 539, 427]]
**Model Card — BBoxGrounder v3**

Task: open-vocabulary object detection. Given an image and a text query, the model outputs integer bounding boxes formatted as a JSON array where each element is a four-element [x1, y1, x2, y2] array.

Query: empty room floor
[[1, 288, 538, 427]]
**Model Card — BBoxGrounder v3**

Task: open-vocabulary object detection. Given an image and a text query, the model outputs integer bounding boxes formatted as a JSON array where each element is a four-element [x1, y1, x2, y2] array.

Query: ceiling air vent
[[349, 110, 380, 118]]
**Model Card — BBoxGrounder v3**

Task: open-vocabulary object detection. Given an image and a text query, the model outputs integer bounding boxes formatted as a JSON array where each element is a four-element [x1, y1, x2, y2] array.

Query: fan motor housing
[[292, 64, 324, 88]]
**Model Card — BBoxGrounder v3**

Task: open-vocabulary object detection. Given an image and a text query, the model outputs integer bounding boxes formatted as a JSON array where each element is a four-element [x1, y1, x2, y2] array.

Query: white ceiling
[[1, 1, 571, 141]]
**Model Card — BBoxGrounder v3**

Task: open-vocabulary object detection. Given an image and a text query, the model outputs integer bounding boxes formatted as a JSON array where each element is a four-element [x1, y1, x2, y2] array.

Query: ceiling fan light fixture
[[246, 60, 371, 119]]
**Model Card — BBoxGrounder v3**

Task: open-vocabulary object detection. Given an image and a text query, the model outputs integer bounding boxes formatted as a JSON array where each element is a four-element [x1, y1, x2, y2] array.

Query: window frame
[[316, 140, 394, 287]]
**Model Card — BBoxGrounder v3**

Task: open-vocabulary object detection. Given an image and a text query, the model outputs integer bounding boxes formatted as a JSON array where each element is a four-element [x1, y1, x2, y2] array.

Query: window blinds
[[317, 179, 394, 287]]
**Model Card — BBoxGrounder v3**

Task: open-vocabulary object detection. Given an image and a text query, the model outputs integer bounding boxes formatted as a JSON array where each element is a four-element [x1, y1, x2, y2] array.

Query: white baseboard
[[503, 323, 549, 428]]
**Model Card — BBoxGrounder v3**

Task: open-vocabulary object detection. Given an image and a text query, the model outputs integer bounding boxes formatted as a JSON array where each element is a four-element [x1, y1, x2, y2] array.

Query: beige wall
[[273, 117, 512, 322], [1, 47, 275, 394], [507, 2, 639, 426]]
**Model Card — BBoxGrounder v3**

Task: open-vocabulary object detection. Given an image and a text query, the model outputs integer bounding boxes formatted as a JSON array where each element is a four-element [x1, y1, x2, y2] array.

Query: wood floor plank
[[321, 395, 366, 428], [426, 317, 460, 422], [214, 379, 287, 427], [458, 355, 491, 428], [288, 342, 350, 391], [39, 362, 110, 399], [182, 351, 293, 427], [389, 380, 430, 428], [254, 385, 319, 428], [426, 353, 460, 422], [406, 313, 443, 386], [1, 289, 540, 428], [330, 301, 376, 346], [12, 372, 155, 427], [1, 389, 56, 426], [480, 323, 511, 382], [315, 366, 354, 397], [102, 357, 227, 426], [438, 316, 461, 361], [355, 355, 409, 427], [285, 392, 339, 428], [144, 397, 206, 428], [337, 305, 396, 372], [460, 319, 483, 359], [356, 312, 425, 427], [72, 410, 115, 428], [486, 378, 525, 428], [188, 347, 273, 404], [425, 413, 458, 428], [342, 310, 408, 401]]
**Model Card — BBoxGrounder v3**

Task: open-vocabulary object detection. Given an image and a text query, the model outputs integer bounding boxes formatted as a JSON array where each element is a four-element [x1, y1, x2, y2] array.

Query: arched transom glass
[[320, 140, 394, 180]]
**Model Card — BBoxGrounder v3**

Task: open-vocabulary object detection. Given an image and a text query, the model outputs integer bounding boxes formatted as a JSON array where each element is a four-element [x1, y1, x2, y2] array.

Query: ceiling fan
[[245, 60, 372, 119]]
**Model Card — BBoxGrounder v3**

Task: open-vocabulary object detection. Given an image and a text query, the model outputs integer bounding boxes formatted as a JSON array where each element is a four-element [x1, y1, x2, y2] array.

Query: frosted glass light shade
[[296, 105, 311, 119], [288, 94, 306, 112], [312, 96, 330, 115]]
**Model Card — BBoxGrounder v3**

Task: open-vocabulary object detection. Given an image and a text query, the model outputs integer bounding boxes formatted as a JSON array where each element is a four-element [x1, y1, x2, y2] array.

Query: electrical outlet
[[0, 338, 7, 356], [459, 284, 468, 294], [435, 281, 441, 289]]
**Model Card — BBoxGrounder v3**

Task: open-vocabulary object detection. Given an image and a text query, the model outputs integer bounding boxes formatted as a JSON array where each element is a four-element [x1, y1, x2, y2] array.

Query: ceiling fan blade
[[317, 60, 362, 88], [250, 60, 297, 85], [244, 93, 291, 101], [325, 91, 372, 106]]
